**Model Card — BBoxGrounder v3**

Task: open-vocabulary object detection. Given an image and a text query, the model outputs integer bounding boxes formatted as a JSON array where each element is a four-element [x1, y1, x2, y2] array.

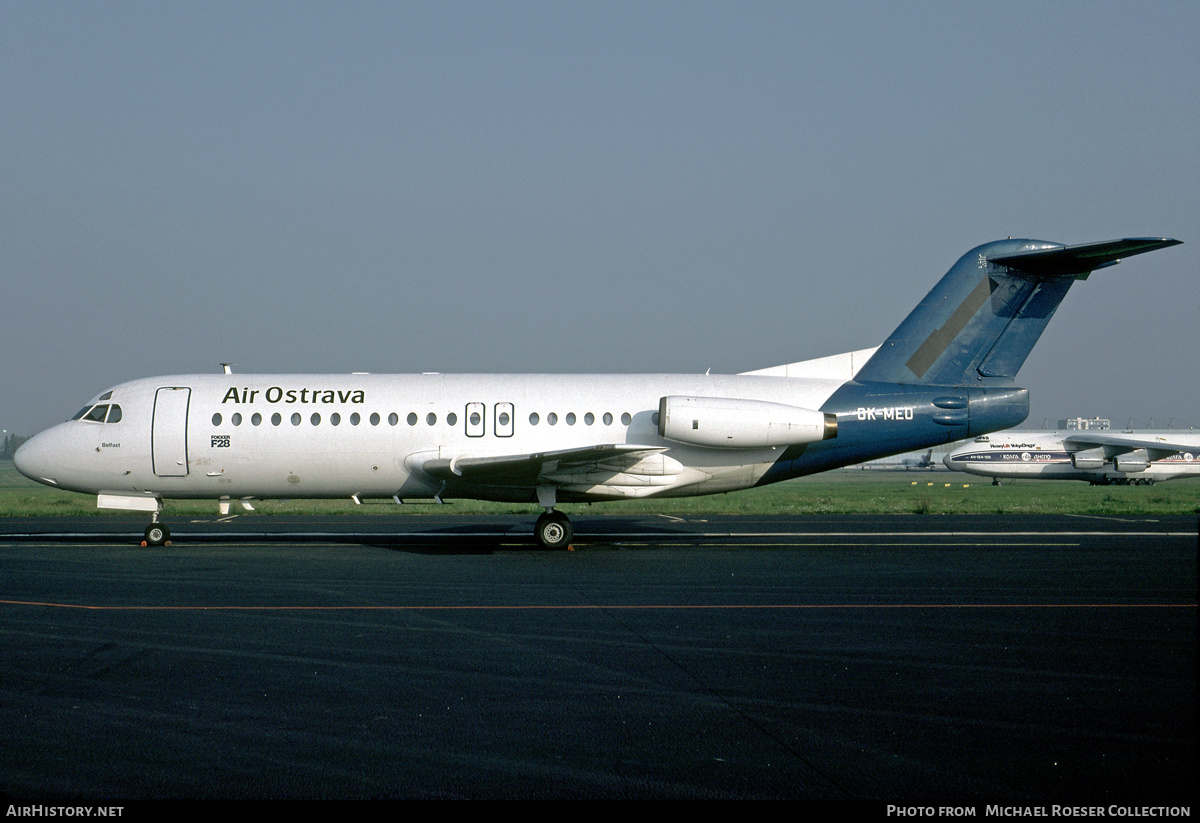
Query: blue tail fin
[[854, 237, 1181, 386]]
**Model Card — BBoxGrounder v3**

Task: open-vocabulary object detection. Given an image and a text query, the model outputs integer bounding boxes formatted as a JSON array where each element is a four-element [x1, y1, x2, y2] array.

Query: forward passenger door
[[152, 387, 190, 477]]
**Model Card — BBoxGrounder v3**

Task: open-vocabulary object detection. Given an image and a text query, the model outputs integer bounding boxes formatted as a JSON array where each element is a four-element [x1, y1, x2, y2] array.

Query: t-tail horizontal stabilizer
[[854, 237, 1181, 386]]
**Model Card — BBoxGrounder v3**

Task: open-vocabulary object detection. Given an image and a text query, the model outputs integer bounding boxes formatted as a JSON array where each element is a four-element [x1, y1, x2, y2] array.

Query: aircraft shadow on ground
[[0, 517, 693, 556], [358, 518, 692, 555]]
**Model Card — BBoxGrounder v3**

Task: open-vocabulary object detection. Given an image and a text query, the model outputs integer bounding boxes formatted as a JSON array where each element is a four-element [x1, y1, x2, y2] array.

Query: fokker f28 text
[[15, 237, 1181, 548]]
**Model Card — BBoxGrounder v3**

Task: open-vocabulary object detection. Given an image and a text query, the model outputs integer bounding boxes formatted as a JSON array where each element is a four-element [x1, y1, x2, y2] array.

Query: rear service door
[[152, 387, 191, 477]]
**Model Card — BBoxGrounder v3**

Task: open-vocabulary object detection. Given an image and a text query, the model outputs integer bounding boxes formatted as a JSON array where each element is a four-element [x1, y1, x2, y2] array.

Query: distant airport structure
[[1060, 417, 1110, 430]]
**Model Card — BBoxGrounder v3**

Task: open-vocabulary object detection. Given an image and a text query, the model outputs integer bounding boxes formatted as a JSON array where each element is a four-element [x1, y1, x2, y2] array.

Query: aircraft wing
[[421, 444, 668, 484], [1062, 432, 1194, 462], [990, 238, 1181, 278]]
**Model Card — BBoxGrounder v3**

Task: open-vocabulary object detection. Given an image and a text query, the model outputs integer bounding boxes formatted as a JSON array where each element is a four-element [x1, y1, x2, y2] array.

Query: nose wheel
[[534, 511, 573, 550]]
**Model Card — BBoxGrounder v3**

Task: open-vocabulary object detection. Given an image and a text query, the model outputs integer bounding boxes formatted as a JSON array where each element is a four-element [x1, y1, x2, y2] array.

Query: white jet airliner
[[14, 237, 1181, 548], [944, 429, 1200, 485]]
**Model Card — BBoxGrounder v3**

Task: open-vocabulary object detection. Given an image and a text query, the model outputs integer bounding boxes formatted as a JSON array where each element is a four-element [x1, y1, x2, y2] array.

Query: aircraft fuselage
[[17, 372, 1028, 505]]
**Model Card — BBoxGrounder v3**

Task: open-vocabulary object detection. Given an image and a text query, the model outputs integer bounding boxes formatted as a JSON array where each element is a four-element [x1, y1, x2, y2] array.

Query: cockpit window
[[74, 404, 122, 423]]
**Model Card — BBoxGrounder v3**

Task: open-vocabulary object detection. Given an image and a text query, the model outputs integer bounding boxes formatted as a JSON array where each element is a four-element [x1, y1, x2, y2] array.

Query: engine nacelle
[[658, 396, 836, 449], [1071, 449, 1106, 470], [1114, 450, 1150, 473]]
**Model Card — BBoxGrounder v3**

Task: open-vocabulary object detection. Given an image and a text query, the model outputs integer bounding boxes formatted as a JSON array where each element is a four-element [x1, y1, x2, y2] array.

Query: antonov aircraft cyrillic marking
[[14, 237, 1182, 548]]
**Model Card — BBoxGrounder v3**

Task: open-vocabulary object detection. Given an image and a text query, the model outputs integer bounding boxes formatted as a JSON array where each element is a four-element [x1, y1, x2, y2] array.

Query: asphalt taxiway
[[0, 513, 1194, 801]]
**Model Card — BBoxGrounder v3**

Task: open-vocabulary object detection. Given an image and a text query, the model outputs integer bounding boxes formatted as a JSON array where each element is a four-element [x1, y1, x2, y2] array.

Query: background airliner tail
[[853, 238, 1181, 386]]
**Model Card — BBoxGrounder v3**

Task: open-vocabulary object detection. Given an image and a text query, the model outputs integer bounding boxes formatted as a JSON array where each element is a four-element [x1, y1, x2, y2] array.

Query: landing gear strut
[[533, 484, 572, 549]]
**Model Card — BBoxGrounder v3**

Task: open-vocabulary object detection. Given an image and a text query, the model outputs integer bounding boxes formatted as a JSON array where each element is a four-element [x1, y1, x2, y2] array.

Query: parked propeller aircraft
[[944, 428, 1200, 485], [14, 237, 1180, 547]]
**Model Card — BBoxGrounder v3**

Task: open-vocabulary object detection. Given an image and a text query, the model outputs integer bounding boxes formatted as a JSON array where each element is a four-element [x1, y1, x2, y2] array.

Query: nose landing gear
[[143, 512, 171, 547]]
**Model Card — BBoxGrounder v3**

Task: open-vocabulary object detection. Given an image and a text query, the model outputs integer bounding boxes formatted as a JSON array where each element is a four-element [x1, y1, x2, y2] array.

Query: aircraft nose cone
[[13, 433, 57, 486], [942, 452, 958, 468]]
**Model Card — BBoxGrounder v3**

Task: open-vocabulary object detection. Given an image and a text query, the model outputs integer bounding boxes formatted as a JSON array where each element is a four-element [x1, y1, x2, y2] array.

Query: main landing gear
[[535, 510, 573, 550], [534, 484, 573, 549]]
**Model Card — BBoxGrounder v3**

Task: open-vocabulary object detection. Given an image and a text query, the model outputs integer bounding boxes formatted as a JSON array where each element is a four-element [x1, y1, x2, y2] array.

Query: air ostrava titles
[[221, 387, 365, 405]]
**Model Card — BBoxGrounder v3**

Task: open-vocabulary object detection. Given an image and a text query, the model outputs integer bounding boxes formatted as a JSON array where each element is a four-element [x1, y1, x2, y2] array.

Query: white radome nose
[[13, 431, 59, 486]]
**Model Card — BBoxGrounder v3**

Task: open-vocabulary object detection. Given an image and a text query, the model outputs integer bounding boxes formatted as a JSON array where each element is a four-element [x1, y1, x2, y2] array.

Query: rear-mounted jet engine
[[658, 395, 837, 449]]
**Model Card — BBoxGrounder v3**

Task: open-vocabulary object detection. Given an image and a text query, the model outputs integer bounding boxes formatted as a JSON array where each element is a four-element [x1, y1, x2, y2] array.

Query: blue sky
[[3, 1, 1196, 436]]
